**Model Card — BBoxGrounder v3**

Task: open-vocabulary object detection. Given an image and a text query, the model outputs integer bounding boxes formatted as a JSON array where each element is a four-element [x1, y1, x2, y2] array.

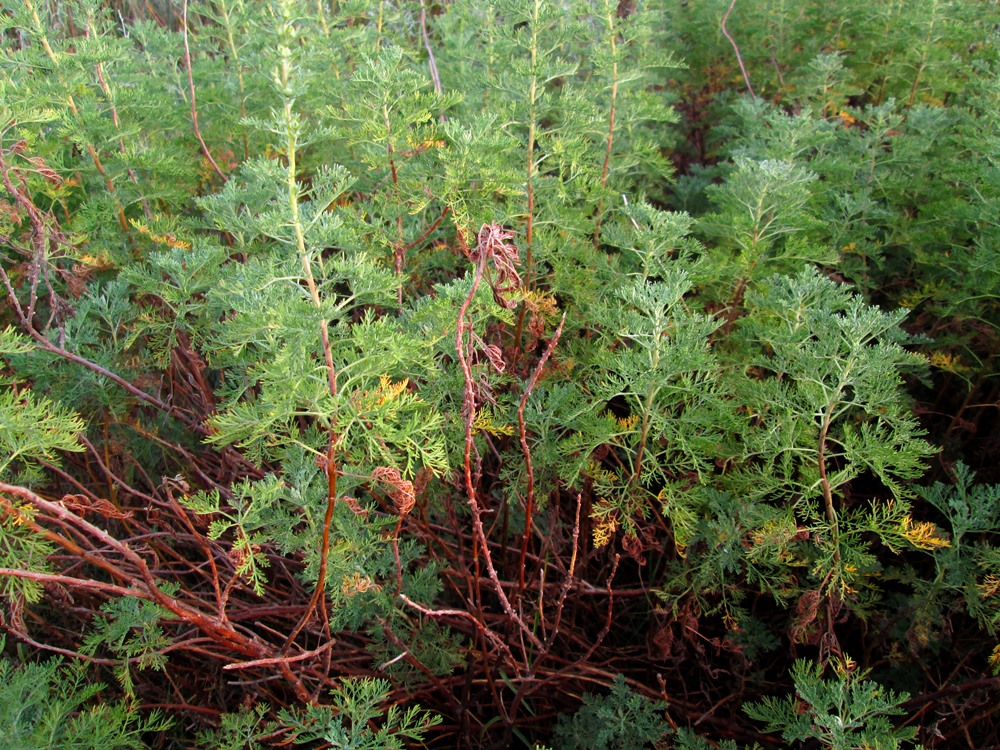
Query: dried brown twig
[[182, 0, 228, 182], [721, 0, 756, 98], [455, 224, 542, 656]]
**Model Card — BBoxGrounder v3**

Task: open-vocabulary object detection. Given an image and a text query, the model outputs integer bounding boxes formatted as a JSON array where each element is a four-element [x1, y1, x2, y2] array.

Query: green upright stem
[[524, 0, 541, 289], [593, 0, 619, 245], [275, 27, 339, 652], [218, 0, 250, 161], [512, 0, 542, 369], [818, 408, 840, 566]]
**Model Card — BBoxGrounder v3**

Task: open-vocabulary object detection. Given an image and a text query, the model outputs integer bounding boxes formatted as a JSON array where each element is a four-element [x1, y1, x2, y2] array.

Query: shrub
[[1, 0, 999, 747]]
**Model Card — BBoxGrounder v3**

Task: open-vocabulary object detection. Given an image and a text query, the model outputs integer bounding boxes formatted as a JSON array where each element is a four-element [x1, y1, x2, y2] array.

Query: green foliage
[[1, 0, 1000, 747], [553, 675, 669, 750], [0, 505, 55, 605], [196, 681, 441, 750], [0, 331, 71, 604], [744, 658, 919, 750], [182, 478, 281, 596], [904, 463, 1000, 641], [658, 267, 938, 625], [731, 267, 932, 508], [671, 728, 757, 750], [277, 677, 440, 749], [0, 637, 171, 749], [195, 703, 271, 750], [81, 596, 171, 696], [0, 329, 85, 483]]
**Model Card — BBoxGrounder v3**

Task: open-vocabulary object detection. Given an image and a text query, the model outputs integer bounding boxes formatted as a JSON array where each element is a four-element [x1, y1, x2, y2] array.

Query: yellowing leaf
[[591, 500, 619, 548], [902, 517, 951, 550]]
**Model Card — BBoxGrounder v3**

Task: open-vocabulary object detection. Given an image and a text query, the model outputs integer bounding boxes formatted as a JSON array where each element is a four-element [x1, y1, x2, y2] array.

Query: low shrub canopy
[[1, 0, 999, 747]]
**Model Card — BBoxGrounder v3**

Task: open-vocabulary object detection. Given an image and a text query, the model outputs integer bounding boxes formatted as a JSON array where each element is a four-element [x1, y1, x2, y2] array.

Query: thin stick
[[545, 492, 582, 645], [223, 639, 335, 670], [721, 0, 756, 98], [5, 624, 126, 666], [456, 228, 543, 653], [283, 435, 337, 649], [182, 0, 227, 182], [418, 0, 443, 98], [92, 38, 153, 220], [277, 35, 340, 652], [398, 593, 516, 665], [1, 482, 314, 702], [403, 204, 450, 254], [0, 567, 146, 599], [383, 105, 405, 309], [516, 311, 566, 599], [594, 0, 620, 245]]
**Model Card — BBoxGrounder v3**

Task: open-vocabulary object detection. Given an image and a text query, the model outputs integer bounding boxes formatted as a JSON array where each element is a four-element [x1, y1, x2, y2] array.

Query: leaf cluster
[[1, 0, 999, 748]]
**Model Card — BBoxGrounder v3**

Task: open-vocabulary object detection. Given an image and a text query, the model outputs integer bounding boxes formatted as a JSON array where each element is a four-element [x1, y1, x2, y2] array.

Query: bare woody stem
[[276, 41, 339, 654], [91, 45, 153, 220], [507, 493, 583, 723], [818, 408, 841, 572], [183, 0, 228, 182], [524, 0, 540, 288], [516, 311, 567, 599], [383, 105, 406, 309], [419, 0, 443, 99], [456, 232, 544, 654], [511, 0, 542, 370], [0, 482, 314, 702], [907, 0, 940, 107], [721, 0, 756, 99]]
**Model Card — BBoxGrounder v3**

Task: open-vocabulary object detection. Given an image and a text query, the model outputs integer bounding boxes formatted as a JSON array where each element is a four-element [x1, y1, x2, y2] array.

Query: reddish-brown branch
[[182, 0, 228, 182], [516, 311, 566, 599], [4, 623, 121, 665], [543, 492, 582, 646], [223, 639, 335, 670], [403, 204, 451, 254], [0, 481, 313, 701], [85, 142, 130, 234], [0, 492, 143, 587], [575, 553, 620, 666], [283, 436, 338, 652], [507, 543, 618, 734], [456, 225, 543, 655], [721, 0, 756, 98], [818, 408, 840, 572], [379, 617, 458, 713], [0, 567, 147, 600], [507, 493, 582, 725], [418, 0, 443, 99], [383, 106, 406, 308], [92, 44, 153, 220], [162, 476, 226, 620], [398, 593, 516, 665]]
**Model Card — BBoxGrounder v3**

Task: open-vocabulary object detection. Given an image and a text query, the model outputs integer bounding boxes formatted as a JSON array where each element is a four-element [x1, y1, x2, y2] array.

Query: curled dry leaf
[[372, 466, 416, 516], [474, 222, 522, 309]]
